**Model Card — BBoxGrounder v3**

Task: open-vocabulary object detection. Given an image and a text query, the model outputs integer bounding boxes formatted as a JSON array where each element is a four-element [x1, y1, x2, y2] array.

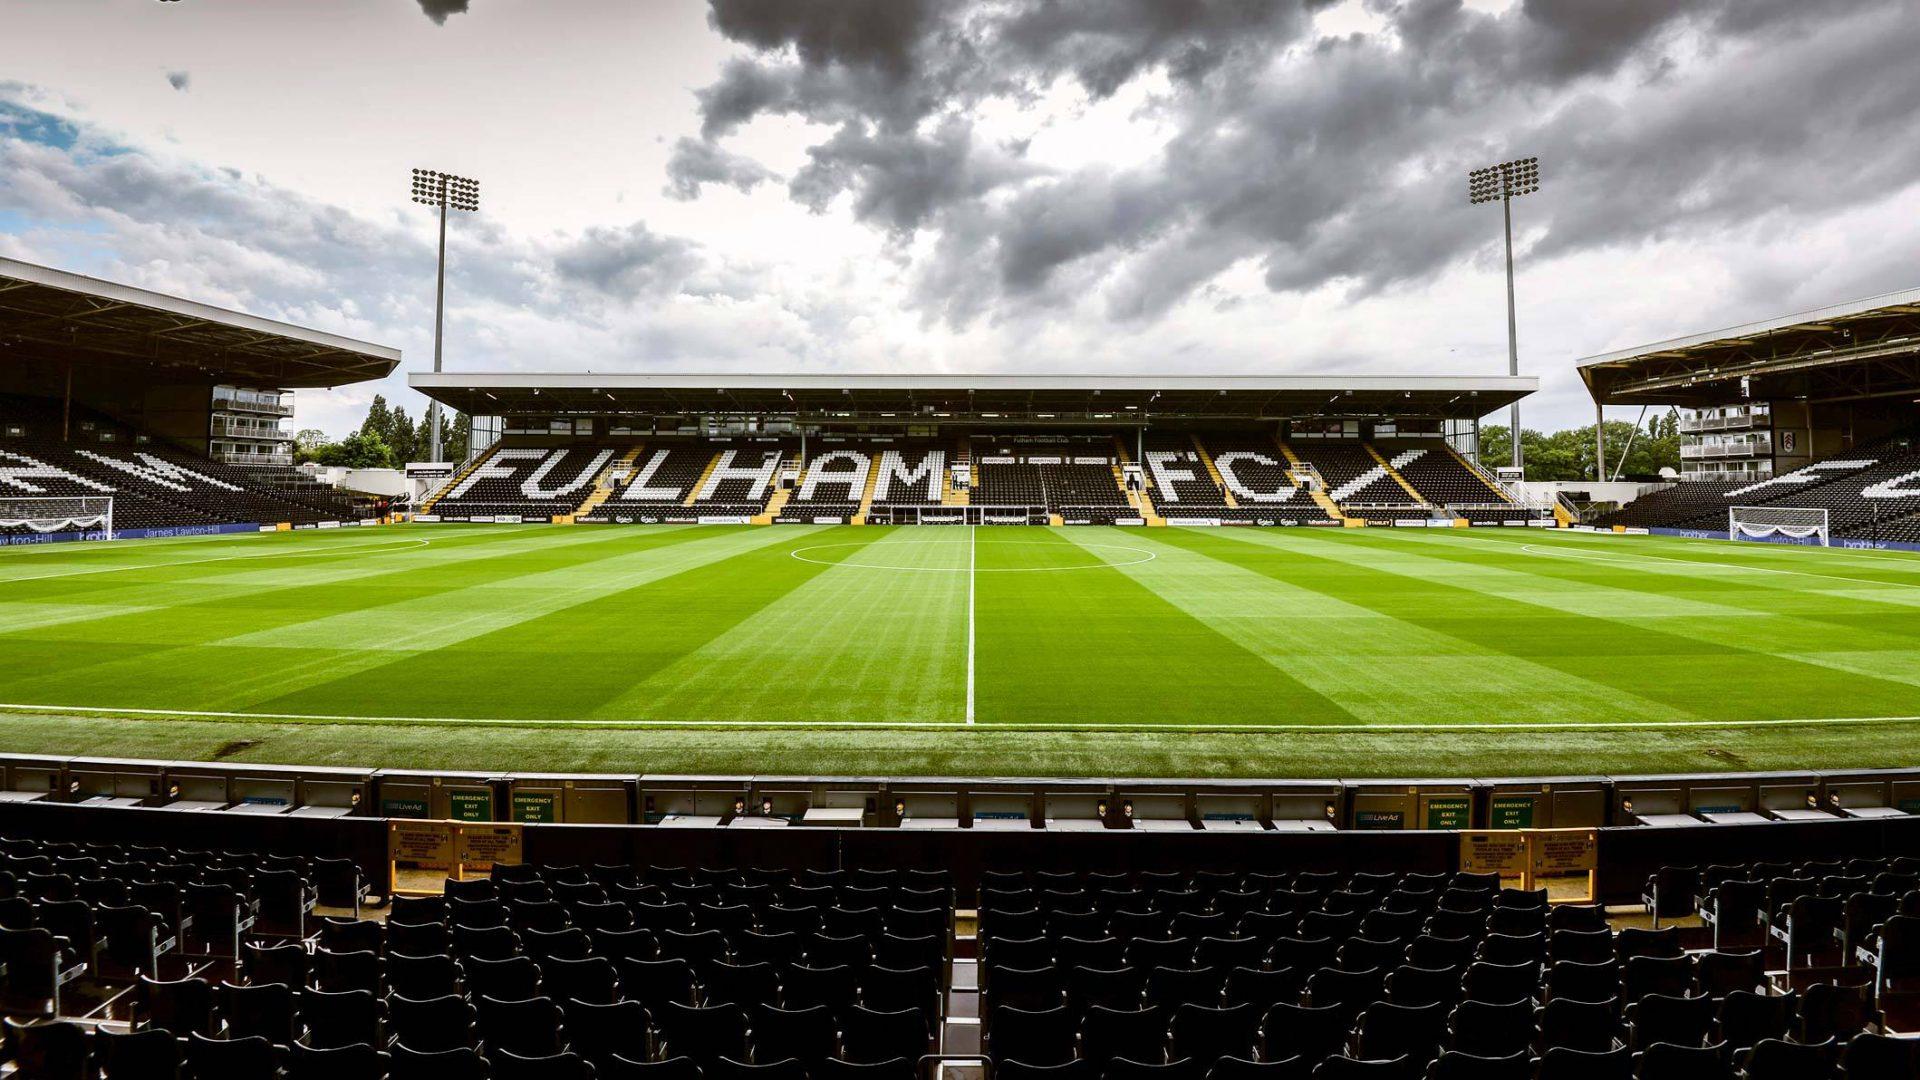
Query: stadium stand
[[780, 446, 873, 524], [1588, 435, 1920, 541], [696, 445, 788, 519], [603, 446, 725, 519], [868, 445, 949, 512], [1, 394, 364, 533], [428, 445, 617, 522], [1282, 441, 1419, 520], [8, 810, 1920, 1080], [1142, 436, 1231, 510], [973, 457, 1047, 508], [1385, 441, 1514, 509]]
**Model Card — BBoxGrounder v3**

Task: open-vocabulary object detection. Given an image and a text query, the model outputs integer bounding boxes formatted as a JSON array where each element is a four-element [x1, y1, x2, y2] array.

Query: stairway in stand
[[945, 436, 970, 506], [853, 453, 883, 525], [682, 450, 725, 507], [1363, 443, 1429, 507], [419, 444, 499, 514], [1113, 436, 1165, 525], [755, 453, 804, 524], [1274, 437, 1351, 524], [1190, 434, 1240, 509], [572, 444, 644, 519]]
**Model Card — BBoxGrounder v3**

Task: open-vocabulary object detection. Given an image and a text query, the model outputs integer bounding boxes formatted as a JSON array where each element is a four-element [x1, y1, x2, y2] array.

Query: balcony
[[210, 417, 291, 439], [214, 448, 293, 467], [212, 387, 295, 416], [1681, 439, 1772, 460], [1679, 409, 1771, 434]]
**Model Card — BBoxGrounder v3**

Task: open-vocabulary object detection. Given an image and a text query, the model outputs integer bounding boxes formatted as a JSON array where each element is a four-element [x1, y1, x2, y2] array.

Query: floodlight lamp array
[[410, 169, 481, 212], [1467, 157, 1540, 204]]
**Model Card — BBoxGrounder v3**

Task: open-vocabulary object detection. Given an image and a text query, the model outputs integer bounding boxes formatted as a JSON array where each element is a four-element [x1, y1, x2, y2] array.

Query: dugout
[[1480, 777, 1609, 830], [1269, 781, 1343, 832], [374, 769, 502, 821], [1346, 780, 1477, 831], [507, 773, 632, 824], [640, 775, 750, 827], [69, 758, 166, 808]]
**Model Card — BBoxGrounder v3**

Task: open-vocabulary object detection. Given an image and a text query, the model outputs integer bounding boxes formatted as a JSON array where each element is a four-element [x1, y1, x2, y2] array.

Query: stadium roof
[[1577, 286, 1920, 407], [411, 372, 1535, 421], [0, 257, 401, 389]]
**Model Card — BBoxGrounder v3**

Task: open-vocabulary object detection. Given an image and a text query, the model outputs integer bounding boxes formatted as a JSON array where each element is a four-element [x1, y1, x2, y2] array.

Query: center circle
[[788, 538, 1156, 573]]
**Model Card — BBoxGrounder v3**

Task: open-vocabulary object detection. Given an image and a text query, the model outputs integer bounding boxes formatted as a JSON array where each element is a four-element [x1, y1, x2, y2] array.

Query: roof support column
[[1594, 400, 1605, 483]]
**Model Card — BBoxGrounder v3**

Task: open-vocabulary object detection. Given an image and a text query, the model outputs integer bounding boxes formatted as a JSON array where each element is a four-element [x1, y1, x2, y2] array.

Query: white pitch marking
[[0, 538, 433, 581], [3, 701, 1920, 734], [787, 538, 1155, 572], [966, 524, 976, 726], [1512, 540, 1920, 590]]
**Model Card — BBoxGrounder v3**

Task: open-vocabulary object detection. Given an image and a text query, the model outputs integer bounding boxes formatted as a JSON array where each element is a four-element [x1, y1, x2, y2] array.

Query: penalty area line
[[3, 702, 1920, 736]]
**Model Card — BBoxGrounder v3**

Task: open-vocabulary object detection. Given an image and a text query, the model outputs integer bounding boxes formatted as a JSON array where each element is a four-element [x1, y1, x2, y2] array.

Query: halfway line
[[965, 524, 977, 725]]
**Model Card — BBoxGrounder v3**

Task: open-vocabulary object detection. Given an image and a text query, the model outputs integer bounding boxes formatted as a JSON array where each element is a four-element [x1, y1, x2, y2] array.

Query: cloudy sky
[[4, 0, 1918, 442]]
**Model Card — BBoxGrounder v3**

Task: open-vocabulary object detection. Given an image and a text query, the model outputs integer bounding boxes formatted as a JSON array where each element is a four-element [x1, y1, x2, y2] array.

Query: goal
[[0, 496, 114, 540], [1729, 505, 1827, 546]]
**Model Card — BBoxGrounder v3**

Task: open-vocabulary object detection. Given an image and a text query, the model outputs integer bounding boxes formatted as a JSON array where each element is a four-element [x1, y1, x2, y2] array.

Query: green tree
[[1478, 415, 1681, 482], [427, 410, 471, 463], [388, 404, 416, 464], [359, 395, 394, 447], [306, 430, 396, 469]]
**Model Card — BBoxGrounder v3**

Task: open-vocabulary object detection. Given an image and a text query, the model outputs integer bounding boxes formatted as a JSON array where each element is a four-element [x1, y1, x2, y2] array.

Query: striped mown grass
[[2, 522, 1918, 776]]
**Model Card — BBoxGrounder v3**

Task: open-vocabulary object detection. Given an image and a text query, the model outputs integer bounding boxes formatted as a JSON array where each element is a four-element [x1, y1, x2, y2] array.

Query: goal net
[[1729, 505, 1827, 546], [0, 496, 114, 539]]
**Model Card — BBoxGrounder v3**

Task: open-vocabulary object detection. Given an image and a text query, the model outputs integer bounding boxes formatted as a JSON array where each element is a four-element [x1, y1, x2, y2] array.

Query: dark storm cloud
[[551, 223, 703, 298], [663, 137, 776, 200], [682, 0, 1920, 326], [416, 0, 471, 26], [166, 71, 190, 92]]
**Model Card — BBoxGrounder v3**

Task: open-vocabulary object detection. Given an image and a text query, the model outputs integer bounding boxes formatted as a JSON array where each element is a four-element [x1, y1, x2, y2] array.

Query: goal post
[[1729, 505, 1828, 546], [0, 496, 114, 540]]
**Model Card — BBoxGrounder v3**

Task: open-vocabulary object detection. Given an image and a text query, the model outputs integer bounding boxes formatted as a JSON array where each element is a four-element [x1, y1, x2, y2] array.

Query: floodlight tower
[[1467, 156, 1539, 473], [410, 168, 480, 464]]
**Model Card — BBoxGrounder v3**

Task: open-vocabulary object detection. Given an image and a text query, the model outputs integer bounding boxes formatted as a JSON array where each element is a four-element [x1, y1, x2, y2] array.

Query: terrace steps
[[1276, 438, 1350, 523], [1447, 442, 1516, 502], [1113, 436, 1163, 524], [419, 443, 499, 513], [946, 436, 971, 505], [757, 457, 808, 524], [1191, 434, 1240, 509], [853, 454, 883, 525], [572, 443, 645, 518], [683, 450, 725, 507], [1365, 442, 1430, 506]]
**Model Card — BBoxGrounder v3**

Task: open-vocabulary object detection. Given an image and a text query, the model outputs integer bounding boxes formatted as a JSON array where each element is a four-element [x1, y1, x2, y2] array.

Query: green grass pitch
[[2, 522, 1919, 778]]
